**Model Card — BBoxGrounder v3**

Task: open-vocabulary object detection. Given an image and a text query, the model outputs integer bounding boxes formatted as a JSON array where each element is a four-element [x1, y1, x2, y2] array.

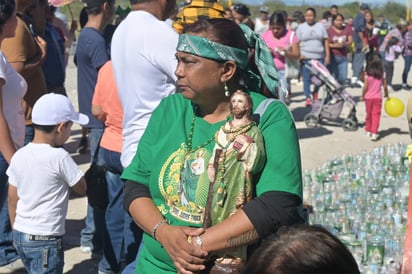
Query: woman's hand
[[156, 225, 208, 274], [34, 35, 47, 64], [336, 42, 345, 48]]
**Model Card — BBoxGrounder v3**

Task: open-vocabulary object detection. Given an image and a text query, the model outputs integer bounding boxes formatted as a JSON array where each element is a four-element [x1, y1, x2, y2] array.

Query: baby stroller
[[304, 60, 358, 131]]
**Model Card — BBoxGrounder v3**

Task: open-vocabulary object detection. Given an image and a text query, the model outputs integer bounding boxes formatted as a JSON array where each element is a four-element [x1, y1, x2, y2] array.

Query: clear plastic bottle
[[366, 233, 385, 266]]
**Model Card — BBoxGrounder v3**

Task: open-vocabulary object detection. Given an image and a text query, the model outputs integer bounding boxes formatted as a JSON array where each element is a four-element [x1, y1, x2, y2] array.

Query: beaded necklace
[[220, 122, 254, 143], [185, 115, 216, 155], [213, 121, 254, 206]]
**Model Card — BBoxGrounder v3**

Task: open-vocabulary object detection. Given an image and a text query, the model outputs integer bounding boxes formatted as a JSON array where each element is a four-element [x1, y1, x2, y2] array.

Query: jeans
[[365, 98, 382, 134], [13, 230, 64, 274], [80, 128, 105, 251], [301, 59, 323, 99], [121, 241, 144, 274], [402, 55, 412, 84], [0, 154, 19, 266], [384, 60, 394, 86], [98, 148, 142, 273], [24, 125, 34, 145], [352, 50, 365, 80], [328, 55, 348, 85], [277, 69, 288, 102], [379, 51, 385, 62]]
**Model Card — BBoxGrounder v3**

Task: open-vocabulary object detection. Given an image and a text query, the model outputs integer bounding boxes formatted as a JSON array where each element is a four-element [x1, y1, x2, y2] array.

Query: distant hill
[[240, 0, 406, 7]]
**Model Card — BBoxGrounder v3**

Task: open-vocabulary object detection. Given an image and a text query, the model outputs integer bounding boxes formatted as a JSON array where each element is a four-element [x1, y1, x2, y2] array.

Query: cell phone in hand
[[29, 24, 36, 36]]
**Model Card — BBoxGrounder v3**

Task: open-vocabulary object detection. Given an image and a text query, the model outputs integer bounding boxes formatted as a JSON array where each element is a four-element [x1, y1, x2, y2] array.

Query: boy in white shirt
[[7, 93, 88, 274]]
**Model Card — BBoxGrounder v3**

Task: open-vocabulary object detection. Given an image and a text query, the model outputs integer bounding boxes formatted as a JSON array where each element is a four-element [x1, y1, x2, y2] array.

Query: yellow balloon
[[384, 97, 405, 118]]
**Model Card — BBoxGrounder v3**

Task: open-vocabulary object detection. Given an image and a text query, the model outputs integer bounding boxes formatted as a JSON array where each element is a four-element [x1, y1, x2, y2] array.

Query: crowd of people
[[0, 0, 409, 273]]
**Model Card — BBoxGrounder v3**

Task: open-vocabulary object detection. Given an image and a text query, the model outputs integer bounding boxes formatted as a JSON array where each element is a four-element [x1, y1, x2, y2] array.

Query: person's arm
[[285, 37, 300, 60], [198, 208, 258, 252], [65, 20, 77, 48], [383, 77, 389, 97], [198, 191, 302, 253], [0, 81, 16, 164], [394, 45, 403, 53], [9, 35, 47, 79], [360, 76, 368, 101], [71, 177, 86, 196], [8, 184, 18, 228], [91, 104, 106, 121], [125, 182, 208, 274], [91, 61, 110, 121], [328, 40, 340, 49], [324, 38, 330, 65], [355, 18, 368, 48], [345, 32, 353, 48], [359, 31, 368, 47], [296, 28, 307, 60]]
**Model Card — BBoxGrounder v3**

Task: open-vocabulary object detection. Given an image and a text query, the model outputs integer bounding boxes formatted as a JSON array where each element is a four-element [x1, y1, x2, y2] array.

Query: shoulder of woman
[[163, 93, 185, 104], [152, 93, 188, 119], [261, 30, 271, 39], [250, 92, 292, 120]]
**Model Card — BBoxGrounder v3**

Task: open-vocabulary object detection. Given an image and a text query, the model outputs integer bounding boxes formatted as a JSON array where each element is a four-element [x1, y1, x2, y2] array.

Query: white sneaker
[[365, 131, 372, 137], [79, 245, 92, 254], [291, 79, 299, 85], [0, 259, 26, 274], [351, 77, 358, 85], [371, 134, 379, 141], [356, 80, 364, 88], [402, 83, 411, 90]]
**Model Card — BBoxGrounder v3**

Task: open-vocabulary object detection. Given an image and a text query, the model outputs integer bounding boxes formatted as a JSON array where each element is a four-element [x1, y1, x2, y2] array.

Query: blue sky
[[240, 0, 408, 7]]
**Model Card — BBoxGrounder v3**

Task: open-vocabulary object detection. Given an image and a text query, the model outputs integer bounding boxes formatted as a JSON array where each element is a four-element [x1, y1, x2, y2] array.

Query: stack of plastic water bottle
[[303, 143, 409, 274]]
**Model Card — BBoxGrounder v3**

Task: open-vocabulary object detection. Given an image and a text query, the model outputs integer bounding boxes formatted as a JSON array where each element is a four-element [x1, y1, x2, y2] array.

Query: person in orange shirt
[[91, 61, 142, 274]]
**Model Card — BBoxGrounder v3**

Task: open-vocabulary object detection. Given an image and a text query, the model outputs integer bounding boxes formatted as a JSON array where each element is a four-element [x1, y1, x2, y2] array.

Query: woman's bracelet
[[151, 220, 168, 241]]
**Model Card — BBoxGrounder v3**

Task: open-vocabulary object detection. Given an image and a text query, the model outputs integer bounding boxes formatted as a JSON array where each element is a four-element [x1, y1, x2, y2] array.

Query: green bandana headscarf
[[177, 34, 249, 69], [239, 24, 279, 96], [177, 27, 279, 97]]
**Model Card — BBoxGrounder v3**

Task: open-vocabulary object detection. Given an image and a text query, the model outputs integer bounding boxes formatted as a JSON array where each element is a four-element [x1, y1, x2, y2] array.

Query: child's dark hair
[[242, 225, 360, 274], [33, 121, 71, 133], [33, 124, 57, 133], [365, 53, 383, 79], [385, 36, 399, 54], [269, 11, 287, 28]]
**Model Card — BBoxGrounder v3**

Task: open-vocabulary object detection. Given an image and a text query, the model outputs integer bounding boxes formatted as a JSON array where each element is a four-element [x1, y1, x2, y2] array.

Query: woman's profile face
[[270, 23, 284, 38], [175, 42, 226, 103]]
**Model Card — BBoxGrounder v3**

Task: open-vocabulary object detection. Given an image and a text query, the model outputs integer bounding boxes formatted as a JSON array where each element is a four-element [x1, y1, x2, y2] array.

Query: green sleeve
[[121, 101, 165, 186], [255, 99, 302, 198]]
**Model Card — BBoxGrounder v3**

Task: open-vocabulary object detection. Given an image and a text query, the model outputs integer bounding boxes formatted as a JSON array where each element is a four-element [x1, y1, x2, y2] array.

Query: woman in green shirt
[[122, 18, 303, 274]]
